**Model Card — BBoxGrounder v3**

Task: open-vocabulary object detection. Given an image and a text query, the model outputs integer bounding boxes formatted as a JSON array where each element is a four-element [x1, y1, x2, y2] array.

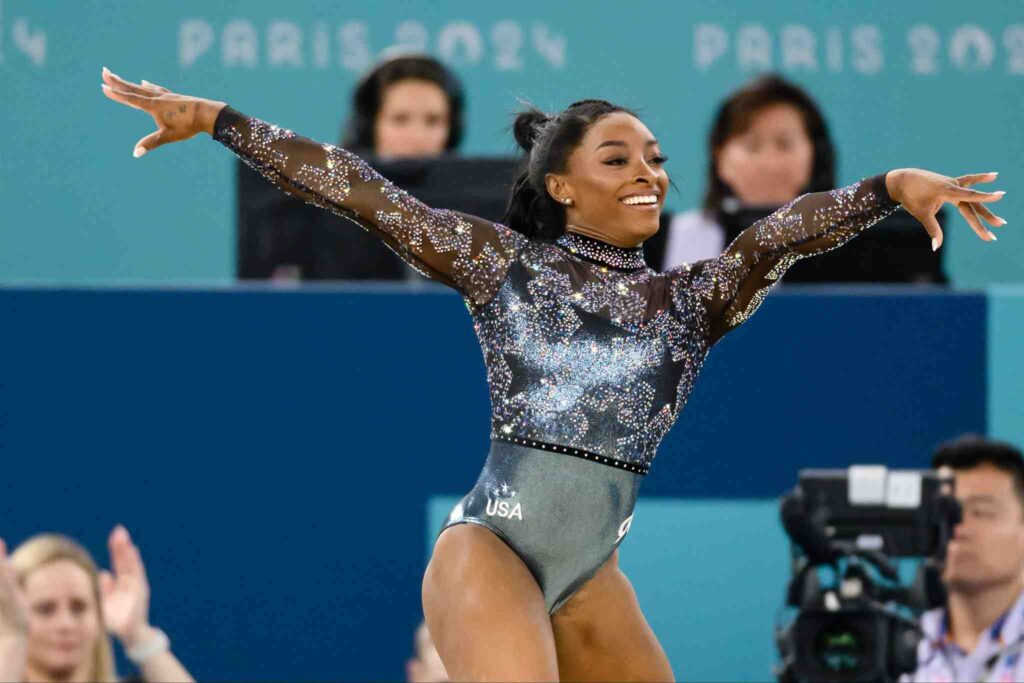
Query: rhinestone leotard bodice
[[214, 107, 899, 472]]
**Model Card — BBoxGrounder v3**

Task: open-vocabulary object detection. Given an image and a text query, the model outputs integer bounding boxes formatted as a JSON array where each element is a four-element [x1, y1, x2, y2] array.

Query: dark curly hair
[[503, 99, 637, 240]]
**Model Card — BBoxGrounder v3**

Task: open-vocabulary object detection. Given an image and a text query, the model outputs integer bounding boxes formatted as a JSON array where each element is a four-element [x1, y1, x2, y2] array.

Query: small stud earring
[[562, 198, 573, 205]]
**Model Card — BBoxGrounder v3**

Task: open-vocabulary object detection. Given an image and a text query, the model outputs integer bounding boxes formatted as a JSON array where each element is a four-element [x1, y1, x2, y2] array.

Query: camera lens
[[814, 621, 866, 673]]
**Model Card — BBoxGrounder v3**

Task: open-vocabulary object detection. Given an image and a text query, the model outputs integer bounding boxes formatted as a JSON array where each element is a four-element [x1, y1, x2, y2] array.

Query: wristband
[[125, 627, 170, 665]]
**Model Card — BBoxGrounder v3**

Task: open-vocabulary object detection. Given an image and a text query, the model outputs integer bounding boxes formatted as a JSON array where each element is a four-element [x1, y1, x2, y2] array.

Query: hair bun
[[512, 108, 550, 153]]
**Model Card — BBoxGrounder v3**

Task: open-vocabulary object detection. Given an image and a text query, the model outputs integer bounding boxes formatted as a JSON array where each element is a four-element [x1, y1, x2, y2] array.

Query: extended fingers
[[948, 185, 1006, 203], [98, 570, 115, 597], [970, 201, 1008, 228], [101, 67, 149, 96], [134, 130, 168, 157], [102, 83, 157, 112], [915, 211, 945, 251], [949, 173, 1007, 238], [956, 171, 999, 188], [108, 525, 139, 578], [141, 80, 171, 94], [958, 203, 997, 241]]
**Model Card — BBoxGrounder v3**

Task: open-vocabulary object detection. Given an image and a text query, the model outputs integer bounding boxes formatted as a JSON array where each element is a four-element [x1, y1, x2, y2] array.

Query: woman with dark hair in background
[[243, 53, 466, 281], [341, 53, 464, 157], [658, 74, 835, 268], [322, 53, 467, 280], [101, 66, 1006, 679]]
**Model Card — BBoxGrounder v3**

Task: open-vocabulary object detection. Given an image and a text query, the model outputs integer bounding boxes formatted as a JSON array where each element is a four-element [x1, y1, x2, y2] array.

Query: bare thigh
[[422, 524, 559, 682], [551, 551, 674, 682]]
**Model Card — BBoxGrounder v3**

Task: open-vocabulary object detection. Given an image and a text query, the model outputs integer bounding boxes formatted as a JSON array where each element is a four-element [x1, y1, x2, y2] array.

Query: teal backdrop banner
[[989, 287, 1024, 447], [1, 1, 1021, 284]]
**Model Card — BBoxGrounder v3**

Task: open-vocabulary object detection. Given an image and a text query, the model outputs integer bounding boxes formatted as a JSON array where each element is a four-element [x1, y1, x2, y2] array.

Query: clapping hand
[[0, 538, 29, 681], [99, 526, 154, 649]]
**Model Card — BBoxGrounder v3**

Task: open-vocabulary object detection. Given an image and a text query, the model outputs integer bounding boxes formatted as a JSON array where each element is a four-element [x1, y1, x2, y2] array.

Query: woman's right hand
[[101, 67, 226, 158], [0, 538, 29, 681]]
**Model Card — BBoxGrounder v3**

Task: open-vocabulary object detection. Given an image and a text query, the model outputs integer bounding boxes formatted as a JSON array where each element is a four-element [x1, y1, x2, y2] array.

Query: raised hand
[[0, 538, 29, 681], [100, 67, 226, 158], [99, 526, 153, 649], [885, 169, 1007, 251]]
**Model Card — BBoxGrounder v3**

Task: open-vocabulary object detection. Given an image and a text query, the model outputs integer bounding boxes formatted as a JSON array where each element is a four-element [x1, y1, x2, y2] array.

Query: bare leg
[[551, 551, 674, 682], [423, 524, 560, 682]]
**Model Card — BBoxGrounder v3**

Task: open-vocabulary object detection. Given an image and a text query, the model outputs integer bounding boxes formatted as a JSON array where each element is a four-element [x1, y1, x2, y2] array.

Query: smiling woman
[[558, 124, 668, 224], [99, 65, 1006, 681], [0, 528, 195, 683], [504, 101, 669, 246]]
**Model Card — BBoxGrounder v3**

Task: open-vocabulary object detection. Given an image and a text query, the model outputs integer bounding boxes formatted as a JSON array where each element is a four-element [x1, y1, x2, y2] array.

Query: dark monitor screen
[[721, 206, 948, 284], [797, 468, 952, 558], [235, 155, 519, 280]]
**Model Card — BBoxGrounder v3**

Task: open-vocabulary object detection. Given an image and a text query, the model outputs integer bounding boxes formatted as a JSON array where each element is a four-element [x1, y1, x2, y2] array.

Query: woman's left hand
[[0, 538, 29, 680], [886, 169, 1006, 251], [99, 526, 154, 649]]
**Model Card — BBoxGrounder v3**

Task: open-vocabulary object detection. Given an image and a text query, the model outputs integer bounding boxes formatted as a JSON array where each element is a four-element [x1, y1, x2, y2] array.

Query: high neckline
[[556, 232, 647, 271]]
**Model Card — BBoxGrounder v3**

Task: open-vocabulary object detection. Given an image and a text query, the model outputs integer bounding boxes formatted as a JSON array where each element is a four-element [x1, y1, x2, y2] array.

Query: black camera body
[[775, 467, 960, 683]]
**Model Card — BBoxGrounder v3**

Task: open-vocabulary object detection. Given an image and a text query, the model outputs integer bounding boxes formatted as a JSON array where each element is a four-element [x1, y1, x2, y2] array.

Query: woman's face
[[549, 112, 670, 247], [373, 79, 451, 159], [716, 103, 814, 206], [23, 560, 101, 680]]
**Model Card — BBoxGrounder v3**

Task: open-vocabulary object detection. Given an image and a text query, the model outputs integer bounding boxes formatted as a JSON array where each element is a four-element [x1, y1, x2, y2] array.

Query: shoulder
[[896, 607, 950, 683], [918, 606, 945, 642]]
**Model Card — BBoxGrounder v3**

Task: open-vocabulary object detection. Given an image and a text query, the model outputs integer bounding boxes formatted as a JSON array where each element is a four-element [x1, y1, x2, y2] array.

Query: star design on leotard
[[489, 482, 518, 498], [215, 111, 899, 471]]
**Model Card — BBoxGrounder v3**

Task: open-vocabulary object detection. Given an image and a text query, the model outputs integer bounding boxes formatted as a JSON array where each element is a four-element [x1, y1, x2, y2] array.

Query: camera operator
[[904, 435, 1024, 682]]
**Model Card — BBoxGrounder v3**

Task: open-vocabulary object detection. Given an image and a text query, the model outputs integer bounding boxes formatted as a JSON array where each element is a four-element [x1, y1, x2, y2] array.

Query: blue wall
[[0, 0, 1021, 285], [0, 285, 988, 681]]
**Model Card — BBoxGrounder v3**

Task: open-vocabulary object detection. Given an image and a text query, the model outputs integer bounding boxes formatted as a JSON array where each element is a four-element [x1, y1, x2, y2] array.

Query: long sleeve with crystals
[[212, 107, 522, 304], [673, 174, 901, 342]]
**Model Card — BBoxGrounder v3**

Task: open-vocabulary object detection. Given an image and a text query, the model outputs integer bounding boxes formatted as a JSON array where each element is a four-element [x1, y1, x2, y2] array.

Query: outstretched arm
[[674, 170, 1006, 343], [100, 68, 522, 305]]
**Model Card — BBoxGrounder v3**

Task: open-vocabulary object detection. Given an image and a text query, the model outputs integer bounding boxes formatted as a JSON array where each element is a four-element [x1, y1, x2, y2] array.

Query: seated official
[[656, 74, 833, 269], [903, 436, 1024, 682], [653, 74, 944, 283], [238, 53, 467, 281]]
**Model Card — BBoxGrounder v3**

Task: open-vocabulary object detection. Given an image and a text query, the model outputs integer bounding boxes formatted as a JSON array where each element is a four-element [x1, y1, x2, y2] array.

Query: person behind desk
[[341, 53, 464, 159], [320, 54, 467, 281], [655, 74, 834, 269], [903, 436, 1024, 682], [245, 54, 467, 281]]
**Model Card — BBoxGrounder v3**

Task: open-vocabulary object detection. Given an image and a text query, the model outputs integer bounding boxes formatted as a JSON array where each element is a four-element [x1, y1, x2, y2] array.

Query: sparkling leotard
[[213, 106, 901, 610]]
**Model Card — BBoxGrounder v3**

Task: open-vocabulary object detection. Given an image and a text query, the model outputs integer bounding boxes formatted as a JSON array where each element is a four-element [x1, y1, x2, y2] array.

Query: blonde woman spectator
[[0, 527, 193, 683]]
